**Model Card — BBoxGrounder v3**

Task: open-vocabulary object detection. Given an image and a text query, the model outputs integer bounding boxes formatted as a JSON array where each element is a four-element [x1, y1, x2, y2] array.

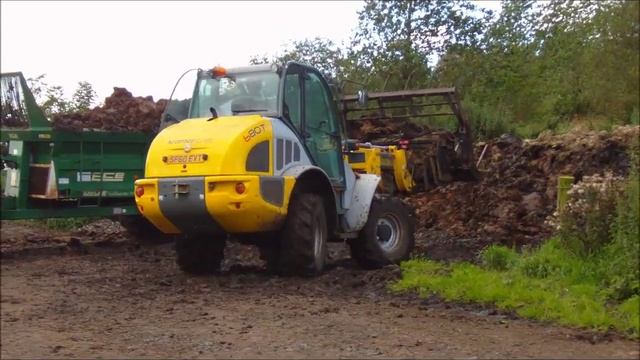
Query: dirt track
[[1, 222, 638, 359]]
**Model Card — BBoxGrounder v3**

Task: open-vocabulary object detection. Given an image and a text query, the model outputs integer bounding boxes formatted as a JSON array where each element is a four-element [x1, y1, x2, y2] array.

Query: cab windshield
[[190, 70, 279, 118]]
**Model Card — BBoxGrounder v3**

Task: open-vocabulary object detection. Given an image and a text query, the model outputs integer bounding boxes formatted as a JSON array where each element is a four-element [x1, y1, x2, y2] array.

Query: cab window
[[283, 73, 302, 131], [304, 73, 337, 133]]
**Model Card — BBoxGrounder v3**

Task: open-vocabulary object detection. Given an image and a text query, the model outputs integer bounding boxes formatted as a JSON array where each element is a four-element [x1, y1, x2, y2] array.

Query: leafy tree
[[578, 0, 639, 120], [350, 0, 490, 90], [27, 74, 71, 117], [280, 38, 346, 80], [478, 0, 542, 122], [434, 0, 638, 137], [71, 81, 97, 112], [26, 74, 47, 102], [248, 54, 272, 66], [26, 75, 58, 115], [247, 0, 639, 138], [27, 75, 98, 118], [250, 37, 346, 81]]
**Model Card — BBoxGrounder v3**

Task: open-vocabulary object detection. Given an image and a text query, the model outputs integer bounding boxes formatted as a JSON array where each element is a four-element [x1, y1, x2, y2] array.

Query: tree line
[[22, 1, 638, 139], [252, 0, 639, 139]]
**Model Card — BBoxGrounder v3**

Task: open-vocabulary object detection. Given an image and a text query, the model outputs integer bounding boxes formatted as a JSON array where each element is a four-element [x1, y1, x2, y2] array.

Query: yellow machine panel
[[203, 175, 296, 233], [134, 175, 297, 234], [346, 144, 415, 192], [133, 178, 181, 234], [145, 115, 273, 178]]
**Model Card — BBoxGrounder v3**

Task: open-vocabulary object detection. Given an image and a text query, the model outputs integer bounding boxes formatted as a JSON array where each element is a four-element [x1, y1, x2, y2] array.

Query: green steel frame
[[1, 72, 154, 220]]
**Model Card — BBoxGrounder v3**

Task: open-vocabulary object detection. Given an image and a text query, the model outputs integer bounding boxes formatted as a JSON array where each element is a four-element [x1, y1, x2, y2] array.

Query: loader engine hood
[[145, 115, 272, 178]]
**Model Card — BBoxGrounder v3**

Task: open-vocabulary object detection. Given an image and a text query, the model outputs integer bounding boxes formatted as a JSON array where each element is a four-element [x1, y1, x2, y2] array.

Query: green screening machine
[[0, 72, 152, 220]]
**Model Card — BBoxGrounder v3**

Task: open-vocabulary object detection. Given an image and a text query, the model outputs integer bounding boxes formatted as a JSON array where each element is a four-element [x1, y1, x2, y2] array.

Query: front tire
[[349, 197, 415, 269], [277, 192, 328, 277], [175, 235, 226, 274]]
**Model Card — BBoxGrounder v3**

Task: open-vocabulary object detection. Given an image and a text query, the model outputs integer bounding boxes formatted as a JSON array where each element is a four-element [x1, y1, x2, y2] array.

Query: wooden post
[[557, 176, 574, 211]]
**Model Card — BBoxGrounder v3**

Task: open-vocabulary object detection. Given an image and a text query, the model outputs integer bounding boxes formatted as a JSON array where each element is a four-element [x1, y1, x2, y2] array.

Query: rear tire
[[175, 235, 226, 274], [277, 192, 328, 277], [349, 197, 415, 269]]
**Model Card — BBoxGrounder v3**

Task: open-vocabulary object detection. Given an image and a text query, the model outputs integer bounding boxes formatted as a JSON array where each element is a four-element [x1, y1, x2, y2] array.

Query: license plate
[[166, 154, 206, 164]]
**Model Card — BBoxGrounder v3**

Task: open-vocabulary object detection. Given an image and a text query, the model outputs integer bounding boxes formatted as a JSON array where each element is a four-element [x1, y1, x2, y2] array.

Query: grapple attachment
[[341, 87, 479, 190]]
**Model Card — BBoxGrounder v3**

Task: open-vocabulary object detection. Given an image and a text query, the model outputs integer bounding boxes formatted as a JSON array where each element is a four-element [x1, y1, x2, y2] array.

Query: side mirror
[[357, 89, 368, 108], [159, 113, 178, 131], [163, 113, 177, 122]]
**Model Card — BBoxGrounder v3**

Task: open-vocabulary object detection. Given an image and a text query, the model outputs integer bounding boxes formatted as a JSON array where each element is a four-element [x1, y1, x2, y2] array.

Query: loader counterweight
[[135, 175, 296, 234]]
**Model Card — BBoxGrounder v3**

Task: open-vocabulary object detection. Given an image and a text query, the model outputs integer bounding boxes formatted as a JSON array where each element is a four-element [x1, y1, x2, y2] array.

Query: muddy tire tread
[[349, 196, 415, 269], [277, 192, 327, 277]]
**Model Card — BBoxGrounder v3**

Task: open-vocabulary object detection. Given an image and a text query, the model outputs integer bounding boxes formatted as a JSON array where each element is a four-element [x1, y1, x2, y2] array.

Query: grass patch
[[393, 150, 639, 338], [392, 239, 639, 338], [44, 218, 96, 231], [480, 244, 519, 271]]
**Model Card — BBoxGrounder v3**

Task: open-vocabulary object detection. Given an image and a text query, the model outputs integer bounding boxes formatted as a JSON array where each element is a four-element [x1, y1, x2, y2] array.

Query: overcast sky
[[1, 1, 500, 103]]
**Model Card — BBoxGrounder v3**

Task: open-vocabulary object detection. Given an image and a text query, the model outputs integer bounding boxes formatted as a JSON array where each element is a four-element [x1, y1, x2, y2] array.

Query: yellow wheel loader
[[135, 62, 415, 276]]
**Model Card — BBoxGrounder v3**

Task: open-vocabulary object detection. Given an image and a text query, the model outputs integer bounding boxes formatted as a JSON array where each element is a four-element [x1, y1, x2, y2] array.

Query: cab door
[[301, 70, 345, 186]]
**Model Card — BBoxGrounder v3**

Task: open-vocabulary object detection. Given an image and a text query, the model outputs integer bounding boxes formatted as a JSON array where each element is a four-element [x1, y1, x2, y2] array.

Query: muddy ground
[[1, 221, 638, 359], [1, 126, 639, 358]]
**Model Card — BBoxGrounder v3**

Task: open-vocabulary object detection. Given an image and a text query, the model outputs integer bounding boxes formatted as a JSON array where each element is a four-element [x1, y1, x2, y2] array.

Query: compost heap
[[403, 125, 639, 259], [52, 88, 167, 132], [347, 116, 426, 142]]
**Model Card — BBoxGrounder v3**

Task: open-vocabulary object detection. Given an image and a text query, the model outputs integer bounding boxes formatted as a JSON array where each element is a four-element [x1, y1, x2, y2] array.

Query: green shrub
[[601, 156, 640, 300], [516, 117, 564, 139], [518, 252, 560, 279], [629, 107, 639, 126], [480, 244, 519, 271], [552, 173, 624, 257], [464, 100, 515, 140], [616, 296, 640, 335], [517, 239, 577, 279], [545, 144, 639, 299]]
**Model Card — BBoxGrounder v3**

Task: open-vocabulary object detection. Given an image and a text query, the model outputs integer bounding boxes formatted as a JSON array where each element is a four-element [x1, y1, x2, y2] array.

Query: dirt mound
[[347, 116, 425, 142], [52, 88, 167, 132], [406, 125, 639, 258]]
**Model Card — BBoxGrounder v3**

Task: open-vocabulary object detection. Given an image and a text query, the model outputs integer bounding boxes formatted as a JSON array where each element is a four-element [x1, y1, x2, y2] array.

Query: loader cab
[[160, 65, 281, 127], [281, 62, 345, 187], [190, 65, 280, 119], [161, 63, 346, 187]]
